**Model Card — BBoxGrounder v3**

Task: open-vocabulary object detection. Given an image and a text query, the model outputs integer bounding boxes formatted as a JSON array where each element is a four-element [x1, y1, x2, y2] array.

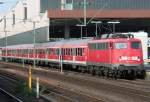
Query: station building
[[0, 0, 150, 46]]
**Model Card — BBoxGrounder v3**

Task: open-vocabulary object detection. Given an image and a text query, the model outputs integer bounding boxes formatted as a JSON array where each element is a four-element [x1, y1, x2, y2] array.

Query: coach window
[[29, 49, 31, 54], [21, 49, 23, 55], [24, 49, 27, 54], [56, 49, 59, 55], [40, 49, 42, 54], [52, 49, 55, 55], [38, 49, 41, 54], [63, 49, 65, 55], [41, 49, 43, 54], [77, 48, 79, 56], [50, 49, 53, 55], [46, 49, 48, 55], [43, 49, 46, 55], [49, 49, 51, 55], [68, 49, 70, 55], [10, 50, 13, 54], [51, 49, 54, 55], [54, 49, 56, 55], [7, 50, 9, 55], [72, 48, 76, 56], [24, 49, 26, 54], [2, 50, 4, 55], [75, 48, 78, 56], [70, 49, 73, 55], [42, 49, 44, 54], [67, 49, 69, 55], [26, 49, 28, 54], [78, 48, 83, 56], [82, 48, 84, 56], [39, 49, 42, 54], [55, 49, 57, 55], [31, 49, 33, 54], [61, 49, 63, 55], [66, 49, 68, 55], [37, 49, 40, 54], [47, 48, 50, 55], [39, 49, 41, 54]]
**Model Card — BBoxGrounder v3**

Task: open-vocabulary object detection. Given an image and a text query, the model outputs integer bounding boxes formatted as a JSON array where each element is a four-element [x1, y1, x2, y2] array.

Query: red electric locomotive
[[0, 34, 145, 79], [87, 34, 144, 79]]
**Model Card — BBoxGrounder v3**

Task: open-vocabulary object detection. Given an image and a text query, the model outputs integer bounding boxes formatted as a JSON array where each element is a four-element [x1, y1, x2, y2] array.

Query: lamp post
[[107, 20, 120, 34], [76, 24, 86, 38], [33, 21, 36, 68], [3, 16, 8, 62], [91, 21, 102, 37], [83, 0, 86, 26]]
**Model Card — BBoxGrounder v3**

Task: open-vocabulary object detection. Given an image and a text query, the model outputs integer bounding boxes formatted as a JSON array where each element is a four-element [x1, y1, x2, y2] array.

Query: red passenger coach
[[0, 34, 145, 79]]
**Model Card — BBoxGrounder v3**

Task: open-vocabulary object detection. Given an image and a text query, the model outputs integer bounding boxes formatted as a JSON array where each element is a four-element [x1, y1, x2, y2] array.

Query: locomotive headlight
[[131, 56, 140, 61], [122, 56, 128, 60], [137, 56, 140, 61], [119, 56, 128, 61]]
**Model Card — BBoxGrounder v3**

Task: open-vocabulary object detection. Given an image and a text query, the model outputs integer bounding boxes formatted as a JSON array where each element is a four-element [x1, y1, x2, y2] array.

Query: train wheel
[[129, 70, 136, 80], [92, 69, 96, 76], [106, 69, 110, 79], [116, 70, 121, 79], [139, 70, 146, 79], [89, 68, 93, 74], [112, 70, 117, 79], [81, 67, 86, 73], [87, 66, 90, 74], [123, 70, 128, 79], [95, 67, 100, 75], [98, 69, 102, 77]]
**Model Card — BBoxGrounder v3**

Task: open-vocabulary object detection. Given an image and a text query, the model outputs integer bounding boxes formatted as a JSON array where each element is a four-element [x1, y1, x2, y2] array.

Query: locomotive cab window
[[115, 42, 127, 49], [131, 42, 141, 49]]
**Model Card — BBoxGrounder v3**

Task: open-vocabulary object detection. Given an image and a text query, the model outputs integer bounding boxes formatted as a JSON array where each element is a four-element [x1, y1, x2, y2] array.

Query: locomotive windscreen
[[114, 42, 128, 49], [131, 42, 141, 49]]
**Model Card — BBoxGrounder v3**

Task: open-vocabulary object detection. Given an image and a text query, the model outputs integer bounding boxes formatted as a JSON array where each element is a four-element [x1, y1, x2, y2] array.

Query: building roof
[[48, 9, 150, 19]]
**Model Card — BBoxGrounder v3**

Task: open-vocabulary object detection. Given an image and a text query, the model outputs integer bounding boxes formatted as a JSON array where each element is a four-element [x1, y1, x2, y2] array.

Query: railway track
[[40, 84, 104, 102], [0, 72, 52, 102], [0, 67, 103, 102], [0, 87, 23, 102], [0, 61, 150, 102]]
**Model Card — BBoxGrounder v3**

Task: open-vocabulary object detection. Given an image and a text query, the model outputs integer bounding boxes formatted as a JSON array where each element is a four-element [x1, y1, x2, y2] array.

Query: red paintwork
[[87, 38, 143, 65], [1, 38, 143, 66]]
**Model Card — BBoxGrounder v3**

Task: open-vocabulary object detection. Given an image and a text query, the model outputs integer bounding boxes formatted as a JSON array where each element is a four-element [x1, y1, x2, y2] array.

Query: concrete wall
[[0, 26, 48, 46], [0, 0, 49, 47]]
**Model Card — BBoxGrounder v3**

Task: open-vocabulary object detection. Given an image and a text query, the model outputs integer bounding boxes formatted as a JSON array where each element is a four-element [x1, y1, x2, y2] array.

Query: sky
[[0, 0, 18, 16]]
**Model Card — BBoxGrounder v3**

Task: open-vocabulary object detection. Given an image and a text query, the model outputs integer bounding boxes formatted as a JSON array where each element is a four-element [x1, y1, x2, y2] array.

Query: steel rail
[[0, 87, 23, 102]]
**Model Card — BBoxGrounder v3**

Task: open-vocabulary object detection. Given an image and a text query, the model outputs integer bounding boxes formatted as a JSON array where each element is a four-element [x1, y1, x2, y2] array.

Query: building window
[[12, 13, 15, 25], [24, 7, 27, 20], [61, 0, 73, 10], [66, 0, 72, 4]]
